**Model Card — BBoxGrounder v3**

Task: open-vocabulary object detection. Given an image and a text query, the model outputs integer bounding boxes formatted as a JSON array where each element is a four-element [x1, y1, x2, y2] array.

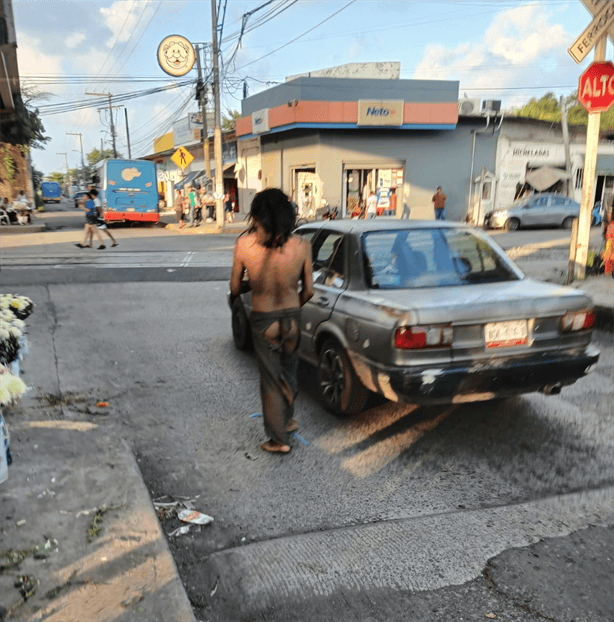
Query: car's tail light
[[561, 310, 595, 332], [394, 325, 453, 349]]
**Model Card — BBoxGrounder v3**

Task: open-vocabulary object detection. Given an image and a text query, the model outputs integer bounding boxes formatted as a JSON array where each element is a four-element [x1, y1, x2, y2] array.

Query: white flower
[[11, 318, 25, 330], [8, 326, 21, 338]]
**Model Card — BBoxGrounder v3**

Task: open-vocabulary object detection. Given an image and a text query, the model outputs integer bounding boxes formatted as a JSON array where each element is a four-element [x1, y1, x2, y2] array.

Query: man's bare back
[[230, 225, 314, 312]]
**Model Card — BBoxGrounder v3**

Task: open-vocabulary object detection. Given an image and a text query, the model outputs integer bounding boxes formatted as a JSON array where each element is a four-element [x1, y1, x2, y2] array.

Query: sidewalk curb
[[0, 224, 47, 235], [0, 418, 197, 622]]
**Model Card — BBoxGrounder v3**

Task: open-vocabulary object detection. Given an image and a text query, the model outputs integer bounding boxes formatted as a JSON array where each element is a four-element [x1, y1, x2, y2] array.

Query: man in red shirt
[[432, 186, 447, 220]]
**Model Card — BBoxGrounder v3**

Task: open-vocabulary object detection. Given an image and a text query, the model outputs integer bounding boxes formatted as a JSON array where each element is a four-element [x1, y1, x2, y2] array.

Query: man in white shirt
[[366, 191, 377, 219]]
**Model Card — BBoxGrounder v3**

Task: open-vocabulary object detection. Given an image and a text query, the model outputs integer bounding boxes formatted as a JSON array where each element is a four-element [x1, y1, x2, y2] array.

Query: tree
[[47, 171, 65, 184], [0, 86, 51, 150], [222, 109, 241, 133], [86, 148, 122, 167], [513, 91, 614, 130]]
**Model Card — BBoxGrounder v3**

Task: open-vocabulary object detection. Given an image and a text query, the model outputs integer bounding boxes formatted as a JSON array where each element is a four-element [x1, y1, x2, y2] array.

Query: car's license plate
[[485, 320, 528, 348]]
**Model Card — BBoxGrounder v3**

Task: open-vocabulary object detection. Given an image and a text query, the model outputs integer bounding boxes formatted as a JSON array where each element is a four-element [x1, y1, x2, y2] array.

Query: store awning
[[525, 166, 570, 192], [174, 170, 207, 190]]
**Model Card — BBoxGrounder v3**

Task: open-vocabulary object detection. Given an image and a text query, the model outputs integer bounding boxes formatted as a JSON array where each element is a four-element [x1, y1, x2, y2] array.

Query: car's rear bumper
[[351, 345, 600, 404]]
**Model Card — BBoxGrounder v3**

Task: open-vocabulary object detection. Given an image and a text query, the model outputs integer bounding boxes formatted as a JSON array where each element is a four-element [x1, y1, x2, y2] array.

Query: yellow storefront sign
[[171, 146, 194, 170]]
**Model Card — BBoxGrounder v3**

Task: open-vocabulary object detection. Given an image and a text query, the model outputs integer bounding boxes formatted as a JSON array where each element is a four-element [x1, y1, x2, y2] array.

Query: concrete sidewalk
[[1, 401, 196, 621]]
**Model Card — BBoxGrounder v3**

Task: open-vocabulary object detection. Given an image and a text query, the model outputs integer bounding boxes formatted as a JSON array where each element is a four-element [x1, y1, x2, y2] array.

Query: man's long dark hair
[[248, 188, 296, 248]]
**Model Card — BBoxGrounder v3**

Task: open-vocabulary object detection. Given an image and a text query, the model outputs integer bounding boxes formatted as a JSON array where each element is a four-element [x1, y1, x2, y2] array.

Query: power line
[[37, 80, 194, 117], [234, 0, 357, 71]]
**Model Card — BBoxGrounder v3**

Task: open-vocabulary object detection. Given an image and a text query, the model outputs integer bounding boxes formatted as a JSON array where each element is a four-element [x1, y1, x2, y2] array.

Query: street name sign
[[578, 61, 614, 112], [171, 146, 193, 170], [568, 1, 614, 63], [580, 0, 614, 44]]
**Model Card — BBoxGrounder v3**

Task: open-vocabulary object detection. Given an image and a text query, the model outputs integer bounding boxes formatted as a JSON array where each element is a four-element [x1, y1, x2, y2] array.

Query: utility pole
[[85, 92, 117, 158], [211, 0, 225, 228], [66, 132, 85, 188], [573, 36, 607, 281], [57, 152, 69, 195], [195, 44, 212, 181], [124, 107, 131, 159]]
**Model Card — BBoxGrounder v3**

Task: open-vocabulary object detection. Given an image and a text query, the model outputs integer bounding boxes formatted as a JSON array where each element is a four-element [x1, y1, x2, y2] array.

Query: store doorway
[[343, 167, 403, 218], [294, 169, 321, 219]]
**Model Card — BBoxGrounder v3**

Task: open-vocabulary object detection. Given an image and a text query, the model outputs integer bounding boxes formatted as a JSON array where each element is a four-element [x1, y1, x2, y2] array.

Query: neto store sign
[[358, 100, 404, 126], [252, 108, 270, 134]]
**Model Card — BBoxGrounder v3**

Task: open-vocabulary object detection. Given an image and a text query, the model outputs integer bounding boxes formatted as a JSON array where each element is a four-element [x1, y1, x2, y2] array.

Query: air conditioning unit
[[482, 99, 501, 113], [458, 98, 481, 116]]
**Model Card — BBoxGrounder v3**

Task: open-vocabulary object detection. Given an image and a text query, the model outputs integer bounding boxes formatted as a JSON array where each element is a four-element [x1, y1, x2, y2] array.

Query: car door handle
[[316, 297, 330, 307]]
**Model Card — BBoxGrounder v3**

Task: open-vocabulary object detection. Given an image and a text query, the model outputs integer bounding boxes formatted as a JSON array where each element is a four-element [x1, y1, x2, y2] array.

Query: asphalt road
[[3, 197, 613, 621]]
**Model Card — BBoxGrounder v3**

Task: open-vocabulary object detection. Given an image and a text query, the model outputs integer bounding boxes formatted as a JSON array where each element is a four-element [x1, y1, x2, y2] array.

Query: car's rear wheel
[[562, 216, 575, 229], [317, 339, 368, 415], [231, 299, 253, 350], [505, 218, 520, 231]]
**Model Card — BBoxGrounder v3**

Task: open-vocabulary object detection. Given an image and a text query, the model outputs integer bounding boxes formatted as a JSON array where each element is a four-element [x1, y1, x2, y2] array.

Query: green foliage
[[514, 91, 614, 131], [46, 171, 64, 184], [0, 94, 50, 149], [222, 109, 241, 133], [86, 148, 122, 167], [0, 146, 16, 182]]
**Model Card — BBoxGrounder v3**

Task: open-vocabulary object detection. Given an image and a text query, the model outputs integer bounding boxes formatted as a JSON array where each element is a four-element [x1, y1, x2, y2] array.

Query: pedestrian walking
[[366, 191, 377, 219], [224, 191, 234, 223], [230, 188, 314, 454], [432, 186, 447, 220], [187, 186, 197, 227], [91, 189, 118, 247], [75, 191, 105, 249], [175, 189, 185, 228]]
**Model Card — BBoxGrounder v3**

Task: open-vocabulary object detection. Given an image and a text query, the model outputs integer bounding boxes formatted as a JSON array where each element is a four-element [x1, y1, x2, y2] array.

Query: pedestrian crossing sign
[[171, 146, 193, 170]]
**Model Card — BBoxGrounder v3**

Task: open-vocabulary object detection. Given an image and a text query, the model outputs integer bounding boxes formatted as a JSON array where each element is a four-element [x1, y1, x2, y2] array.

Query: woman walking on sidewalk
[[76, 191, 105, 249], [175, 189, 186, 229], [91, 189, 118, 247]]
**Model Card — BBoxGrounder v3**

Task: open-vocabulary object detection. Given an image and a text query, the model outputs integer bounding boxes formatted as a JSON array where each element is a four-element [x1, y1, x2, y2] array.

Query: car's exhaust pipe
[[540, 384, 562, 395]]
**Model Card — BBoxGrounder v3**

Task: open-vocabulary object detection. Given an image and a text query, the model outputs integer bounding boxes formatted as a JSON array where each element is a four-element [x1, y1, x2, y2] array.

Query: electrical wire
[[37, 80, 194, 117], [234, 0, 357, 71]]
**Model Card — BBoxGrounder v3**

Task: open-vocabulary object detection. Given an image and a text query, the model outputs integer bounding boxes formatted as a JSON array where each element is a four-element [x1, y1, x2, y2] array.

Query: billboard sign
[[358, 100, 404, 126]]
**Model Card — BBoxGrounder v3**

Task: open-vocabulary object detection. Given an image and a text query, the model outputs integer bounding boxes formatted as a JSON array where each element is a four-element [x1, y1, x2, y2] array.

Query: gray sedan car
[[230, 220, 599, 415], [484, 193, 580, 230]]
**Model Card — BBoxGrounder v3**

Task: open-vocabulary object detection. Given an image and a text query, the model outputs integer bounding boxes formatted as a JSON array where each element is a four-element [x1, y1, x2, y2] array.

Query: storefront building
[[145, 117, 238, 210], [495, 116, 614, 213], [235, 76, 501, 221]]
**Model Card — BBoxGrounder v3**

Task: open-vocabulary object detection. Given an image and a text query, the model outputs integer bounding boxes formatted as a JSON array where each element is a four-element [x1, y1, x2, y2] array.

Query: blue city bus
[[41, 181, 62, 203], [95, 159, 159, 223]]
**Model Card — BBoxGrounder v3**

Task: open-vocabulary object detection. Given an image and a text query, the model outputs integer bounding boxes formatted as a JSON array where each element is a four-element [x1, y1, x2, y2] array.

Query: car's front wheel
[[505, 218, 520, 231], [231, 299, 253, 350], [562, 216, 575, 229], [317, 339, 368, 415]]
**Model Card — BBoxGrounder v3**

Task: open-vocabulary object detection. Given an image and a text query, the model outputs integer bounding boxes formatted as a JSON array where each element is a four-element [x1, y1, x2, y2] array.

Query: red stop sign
[[578, 61, 614, 113]]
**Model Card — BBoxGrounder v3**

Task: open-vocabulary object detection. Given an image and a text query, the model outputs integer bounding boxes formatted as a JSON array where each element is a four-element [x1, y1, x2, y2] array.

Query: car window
[[551, 196, 565, 206], [362, 229, 519, 289], [311, 231, 345, 288], [294, 228, 319, 244]]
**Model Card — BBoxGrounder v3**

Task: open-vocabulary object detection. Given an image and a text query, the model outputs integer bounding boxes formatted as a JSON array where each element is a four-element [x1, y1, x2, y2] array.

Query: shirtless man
[[230, 188, 314, 454]]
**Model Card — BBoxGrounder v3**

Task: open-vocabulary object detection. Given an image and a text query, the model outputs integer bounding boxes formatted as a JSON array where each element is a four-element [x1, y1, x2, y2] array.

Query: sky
[[13, 0, 613, 176]]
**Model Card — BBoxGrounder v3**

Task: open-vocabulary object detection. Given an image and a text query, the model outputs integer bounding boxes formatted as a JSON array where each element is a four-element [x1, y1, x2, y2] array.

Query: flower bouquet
[[0, 294, 34, 320], [0, 318, 22, 365], [0, 367, 28, 406]]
